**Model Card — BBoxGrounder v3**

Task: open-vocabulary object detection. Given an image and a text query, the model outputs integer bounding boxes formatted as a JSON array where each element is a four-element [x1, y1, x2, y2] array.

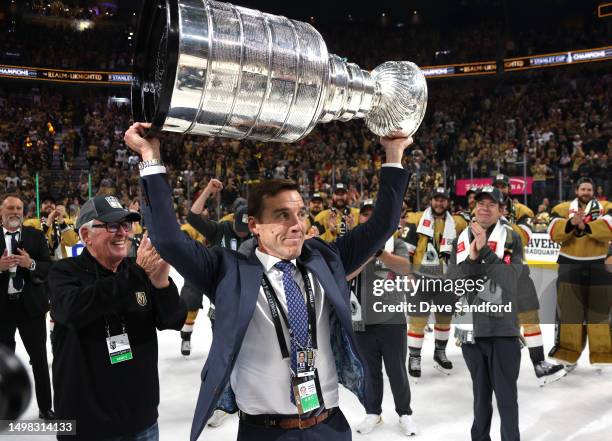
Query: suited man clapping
[[0, 193, 54, 420]]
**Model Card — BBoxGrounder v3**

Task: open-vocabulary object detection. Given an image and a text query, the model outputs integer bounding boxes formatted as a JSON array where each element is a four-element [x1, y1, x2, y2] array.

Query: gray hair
[[78, 220, 96, 243]]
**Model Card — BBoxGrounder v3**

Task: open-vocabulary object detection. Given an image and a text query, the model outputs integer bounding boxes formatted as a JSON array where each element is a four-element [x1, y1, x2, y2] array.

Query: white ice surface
[[4, 268, 611, 441]]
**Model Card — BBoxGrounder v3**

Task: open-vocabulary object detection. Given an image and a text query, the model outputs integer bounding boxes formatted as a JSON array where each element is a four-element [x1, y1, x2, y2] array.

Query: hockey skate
[[433, 349, 453, 375], [181, 331, 192, 356], [408, 355, 421, 383], [534, 360, 566, 386]]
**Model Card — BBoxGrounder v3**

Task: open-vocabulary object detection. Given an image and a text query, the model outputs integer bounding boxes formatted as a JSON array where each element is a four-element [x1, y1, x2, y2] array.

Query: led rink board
[[0, 64, 133, 85], [504, 46, 612, 71], [0, 46, 610, 86]]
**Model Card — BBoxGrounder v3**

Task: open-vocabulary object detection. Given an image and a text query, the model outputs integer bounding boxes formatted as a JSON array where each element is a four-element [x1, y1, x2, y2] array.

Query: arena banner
[[504, 46, 612, 72], [524, 232, 560, 264], [421, 60, 497, 78], [455, 177, 533, 196], [0, 64, 132, 85]]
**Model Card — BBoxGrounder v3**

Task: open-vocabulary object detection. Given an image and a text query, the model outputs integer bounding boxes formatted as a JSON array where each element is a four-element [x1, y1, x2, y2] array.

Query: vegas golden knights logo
[[135, 291, 147, 307]]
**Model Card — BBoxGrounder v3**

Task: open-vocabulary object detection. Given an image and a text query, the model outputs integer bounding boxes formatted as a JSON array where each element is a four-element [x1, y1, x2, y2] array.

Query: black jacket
[[47, 248, 186, 440], [186, 210, 249, 249], [448, 225, 523, 338], [0, 226, 52, 319]]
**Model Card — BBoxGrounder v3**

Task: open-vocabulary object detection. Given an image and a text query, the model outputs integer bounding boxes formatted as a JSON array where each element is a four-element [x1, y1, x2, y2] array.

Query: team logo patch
[[135, 291, 147, 307], [456, 242, 465, 253], [105, 196, 123, 209], [487, 241, 497, 252], [423, 219, 431, 227]]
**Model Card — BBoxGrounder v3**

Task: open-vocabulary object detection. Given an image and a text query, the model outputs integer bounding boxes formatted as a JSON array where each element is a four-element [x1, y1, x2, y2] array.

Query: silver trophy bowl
[[132, 0, 427, 142]]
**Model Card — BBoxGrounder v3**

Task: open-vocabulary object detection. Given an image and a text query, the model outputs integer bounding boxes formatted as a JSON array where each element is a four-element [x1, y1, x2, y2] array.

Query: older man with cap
[[47, 195, 186, 441]]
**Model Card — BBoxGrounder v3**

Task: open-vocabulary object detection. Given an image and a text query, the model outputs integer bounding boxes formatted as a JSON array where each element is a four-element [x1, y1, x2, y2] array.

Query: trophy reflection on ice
[[132, 0, 428, 141]]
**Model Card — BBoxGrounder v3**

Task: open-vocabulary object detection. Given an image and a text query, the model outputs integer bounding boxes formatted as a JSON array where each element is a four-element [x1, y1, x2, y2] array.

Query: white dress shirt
[[3, 227, 22, 294], [229, 248, 340, 415]]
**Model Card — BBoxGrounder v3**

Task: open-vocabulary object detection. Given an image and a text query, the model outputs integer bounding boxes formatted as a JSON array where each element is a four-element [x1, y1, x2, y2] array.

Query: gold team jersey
[[548, 201, 612, 261], [314, 207, 361, 243]]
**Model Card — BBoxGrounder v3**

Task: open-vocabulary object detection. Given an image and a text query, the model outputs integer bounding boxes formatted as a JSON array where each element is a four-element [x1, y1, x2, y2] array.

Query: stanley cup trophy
[[132, 0, 428, 142]]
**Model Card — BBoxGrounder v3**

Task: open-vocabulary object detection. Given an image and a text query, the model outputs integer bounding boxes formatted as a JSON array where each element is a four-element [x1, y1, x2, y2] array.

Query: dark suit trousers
[[0, 299, 52, 412], [354, 323, 412, 416], [462, 337, 521, 441], [237, 409, 351, 441]]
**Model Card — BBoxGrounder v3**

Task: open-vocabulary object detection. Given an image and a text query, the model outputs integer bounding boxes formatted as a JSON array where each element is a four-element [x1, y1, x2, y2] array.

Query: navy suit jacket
[[140, 166, 408, 440]]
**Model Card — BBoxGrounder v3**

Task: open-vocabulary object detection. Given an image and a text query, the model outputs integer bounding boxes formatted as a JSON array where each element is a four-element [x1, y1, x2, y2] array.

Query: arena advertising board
[[1, 46, 610, 85], [504, 46, 612, 71], [0, 64, 133, 85], [455, 177, 534, 196], [524, 232, 560, 264], [421, 60, 497, 78]]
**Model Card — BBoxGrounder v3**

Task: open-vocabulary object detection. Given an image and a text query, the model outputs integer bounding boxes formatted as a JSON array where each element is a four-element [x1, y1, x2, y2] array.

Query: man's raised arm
[[124, 122, 219, 297]]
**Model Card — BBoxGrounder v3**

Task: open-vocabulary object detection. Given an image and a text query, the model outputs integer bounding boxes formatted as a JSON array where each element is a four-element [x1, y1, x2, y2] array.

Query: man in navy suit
[[125, 122, 412, 441]]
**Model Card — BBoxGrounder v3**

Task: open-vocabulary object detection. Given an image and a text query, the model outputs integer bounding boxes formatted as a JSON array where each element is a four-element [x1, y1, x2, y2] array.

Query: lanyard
[[261, 265, 318, 360]]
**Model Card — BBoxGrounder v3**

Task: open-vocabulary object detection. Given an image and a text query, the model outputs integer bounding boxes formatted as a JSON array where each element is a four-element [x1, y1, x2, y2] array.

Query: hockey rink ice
[[6, 268, 612, 441]]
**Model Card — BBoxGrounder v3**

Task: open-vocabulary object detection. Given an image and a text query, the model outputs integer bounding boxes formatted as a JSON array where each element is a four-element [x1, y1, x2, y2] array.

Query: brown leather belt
[[238, 407, 337, 430]]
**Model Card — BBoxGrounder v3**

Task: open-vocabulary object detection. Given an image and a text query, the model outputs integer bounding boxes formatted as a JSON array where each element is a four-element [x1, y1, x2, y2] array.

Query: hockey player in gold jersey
[[405, 188, 468, 378], [548, 177, 612, 367], [314, 182, 360, 243]]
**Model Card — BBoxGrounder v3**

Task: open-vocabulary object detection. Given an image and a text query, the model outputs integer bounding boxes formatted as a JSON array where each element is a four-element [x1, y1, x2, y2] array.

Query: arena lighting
[[76, 20, 94, 32], [598, 3, 612, 18]]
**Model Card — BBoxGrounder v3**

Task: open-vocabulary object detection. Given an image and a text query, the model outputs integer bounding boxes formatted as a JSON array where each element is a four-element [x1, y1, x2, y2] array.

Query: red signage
[[455, 177, 533, 196]]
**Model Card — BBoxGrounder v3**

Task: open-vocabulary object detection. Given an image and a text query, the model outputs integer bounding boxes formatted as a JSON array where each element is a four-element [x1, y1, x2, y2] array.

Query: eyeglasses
[[91, 221, 132, 233]]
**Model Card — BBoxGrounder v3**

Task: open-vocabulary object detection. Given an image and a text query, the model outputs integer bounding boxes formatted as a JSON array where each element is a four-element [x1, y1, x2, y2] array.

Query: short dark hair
[[247, 179, 300, 219], [575, 177, 594, 189], [0, 193, 22, 206]]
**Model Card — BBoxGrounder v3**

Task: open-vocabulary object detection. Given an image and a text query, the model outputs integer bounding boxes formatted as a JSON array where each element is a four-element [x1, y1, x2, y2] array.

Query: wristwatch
[[29, 260, 36, 271], [138, 159, 164, 170]]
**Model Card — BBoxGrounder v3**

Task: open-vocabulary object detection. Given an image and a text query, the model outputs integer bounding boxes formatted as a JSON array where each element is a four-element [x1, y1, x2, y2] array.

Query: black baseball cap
[[40, 194, 56, 204], [233, 206, 250, 234], [360, 199, 375, 212], [310, 192, 324, 201], [475, 186, 504, 204], [333, 183, 348, 193], [431, 187, 450, 199], [493, 174, 510, 186], [466, 187, 478, 197], [76, 195, 141, 229]]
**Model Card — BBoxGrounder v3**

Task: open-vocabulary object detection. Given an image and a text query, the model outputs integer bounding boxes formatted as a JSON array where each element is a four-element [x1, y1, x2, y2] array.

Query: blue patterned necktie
[[274, 260, 309, 404]]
